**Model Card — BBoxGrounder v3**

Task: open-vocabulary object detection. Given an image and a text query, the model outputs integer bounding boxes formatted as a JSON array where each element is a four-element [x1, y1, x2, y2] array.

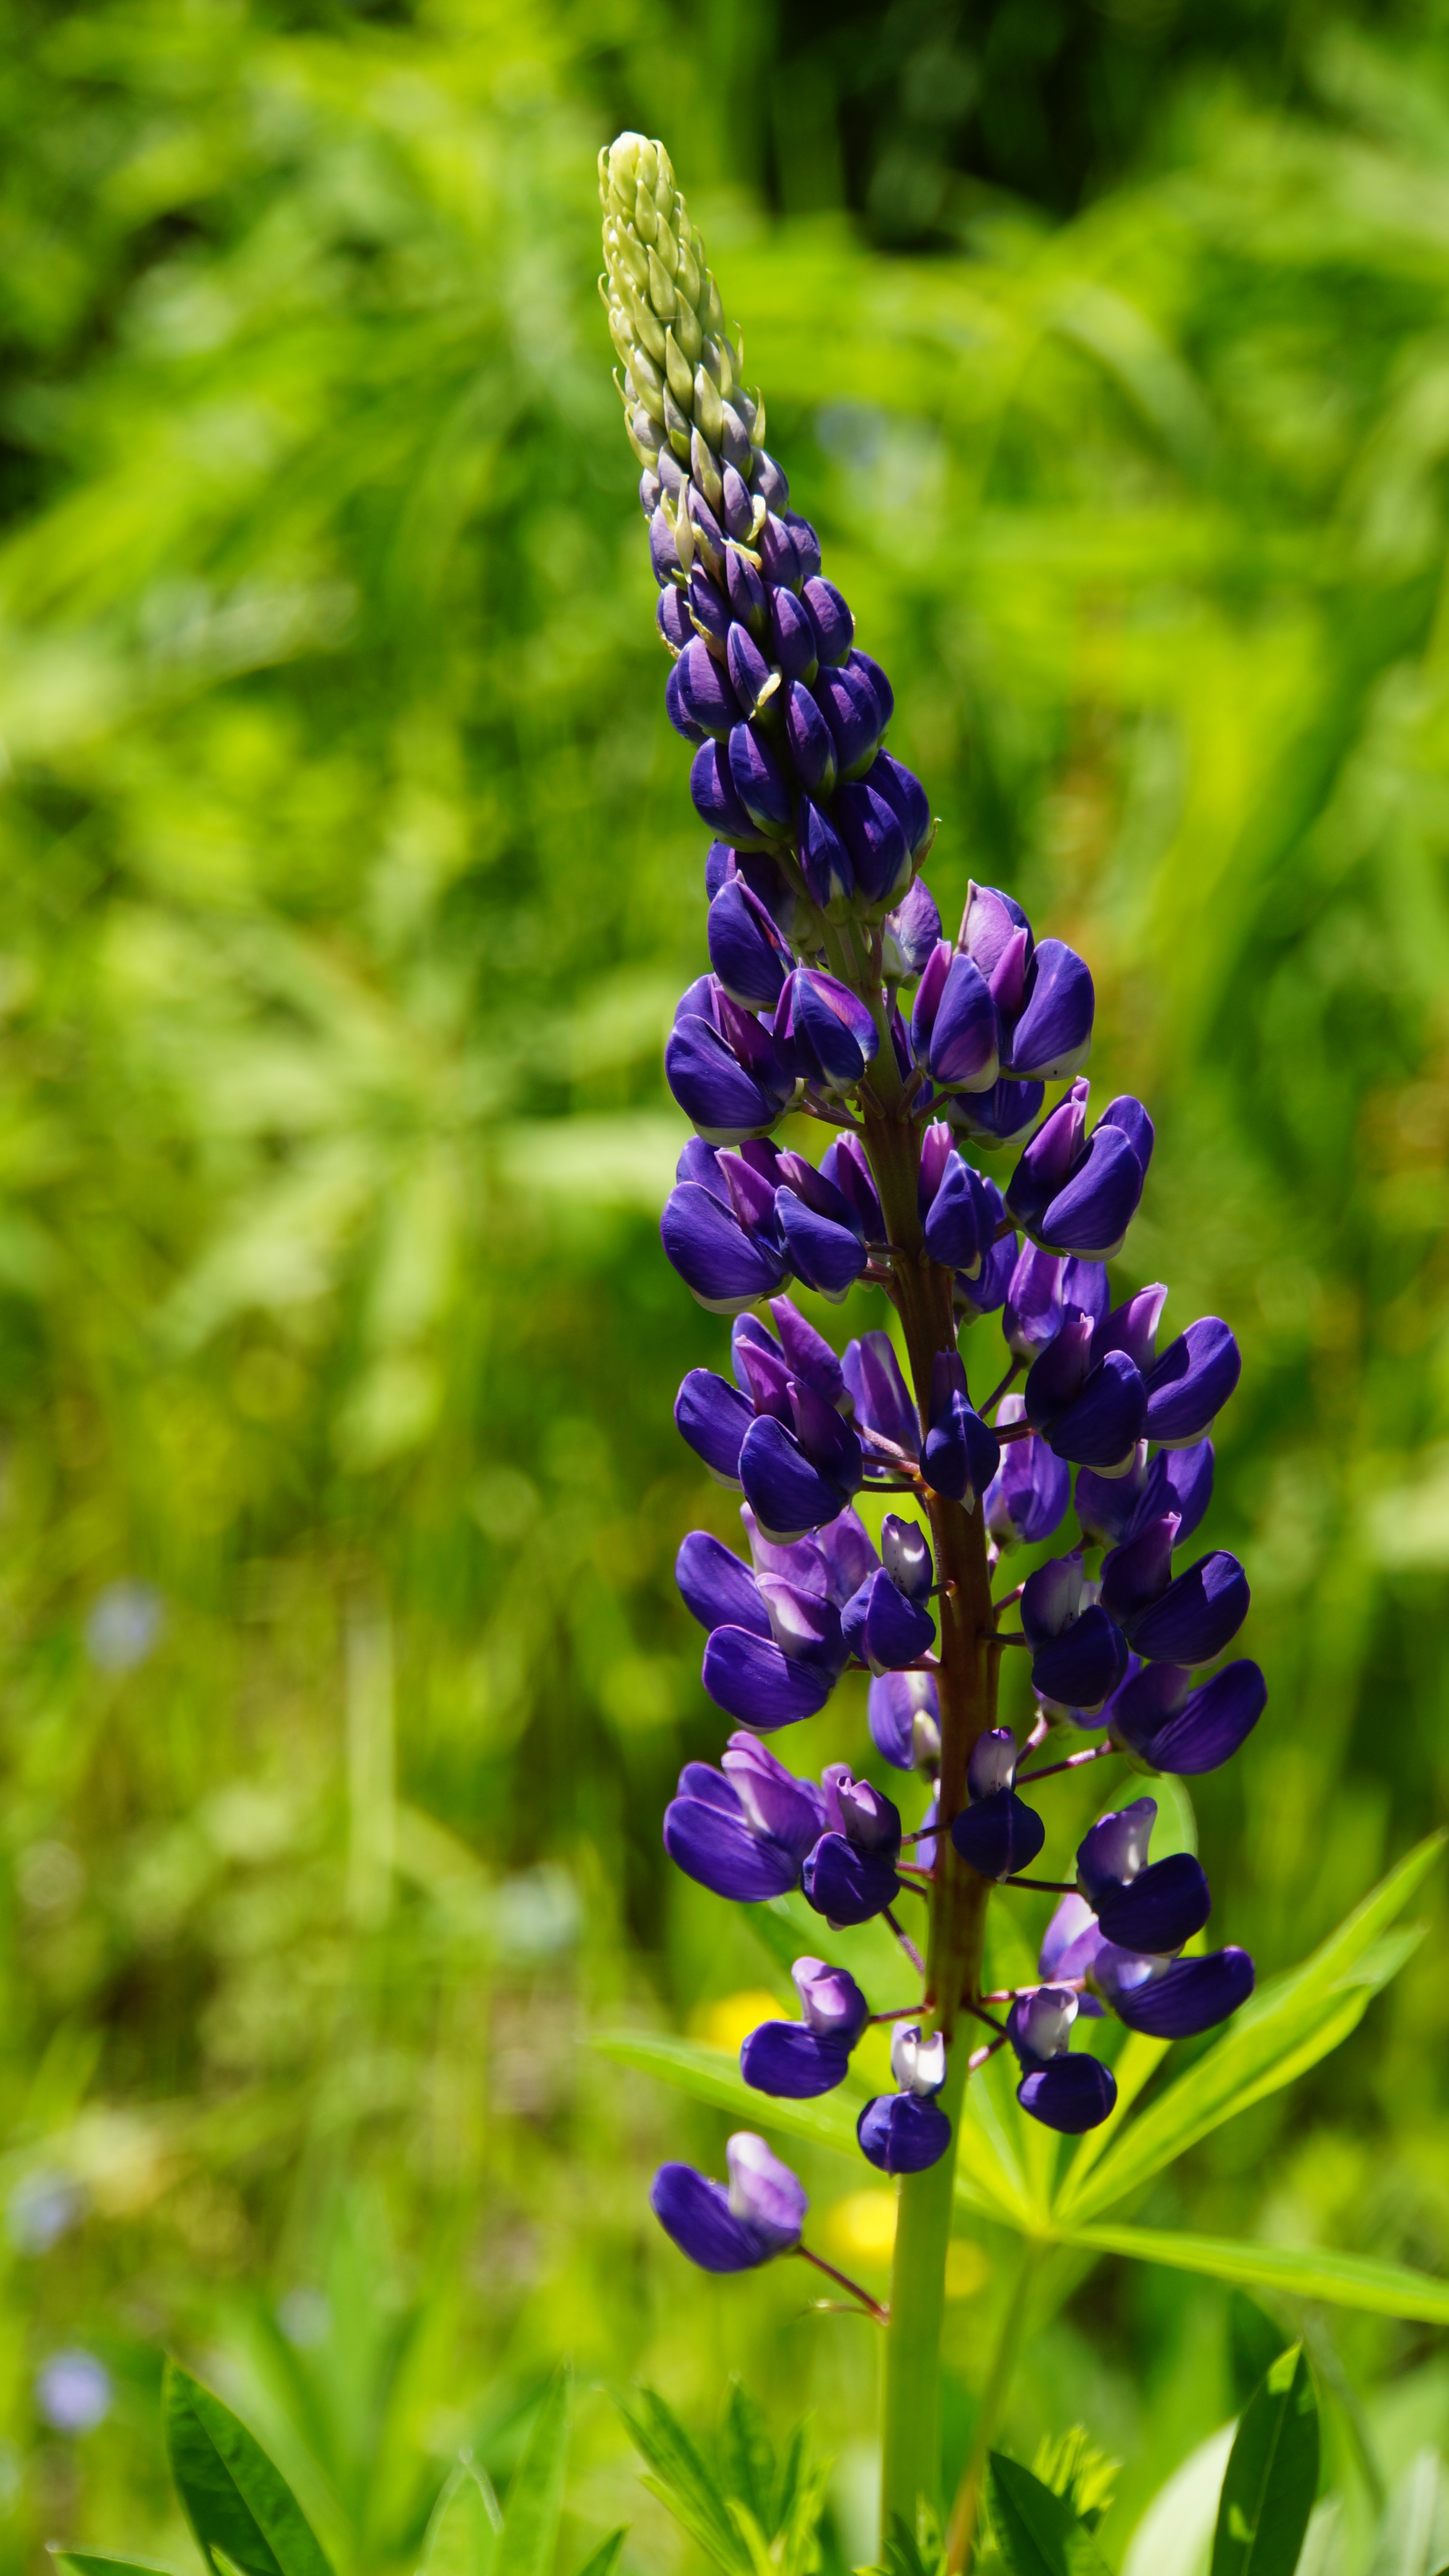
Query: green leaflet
[[1210, 2345, 1319, 2576], [569, 2535, 627, 2576], [988, 2454, 1112, 2576], [616, 2387, 753, 2576], [53, 2558, 178, 2576], [163, 2363, 333, 2576], [495, 2367, 572, 2576], [419, 2457, 504, 2576], [1055, 1834, 1442, 2224], [1058, 2224, 1449, 2322]]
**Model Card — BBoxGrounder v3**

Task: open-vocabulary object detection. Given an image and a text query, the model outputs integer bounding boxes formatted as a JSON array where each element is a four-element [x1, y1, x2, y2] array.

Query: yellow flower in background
[[688, 1992, 782, 2054]]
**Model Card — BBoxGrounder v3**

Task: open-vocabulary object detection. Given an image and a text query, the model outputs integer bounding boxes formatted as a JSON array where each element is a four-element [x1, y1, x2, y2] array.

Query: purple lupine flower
[[1024, 1321, 1148, 1474], [881, 875, 943, 981], [821, 1132, 885, 1242], [858, 2022, 952, 2173], [949, 1078, 1046, 1153], [841, 1566, 936, 1673], [1104, 1656, 1267, 1773], [922, 1147, 1000, 1277], [740, 1956, 869, 2097], [1144, 1317, 1242, 1446], [1006, 1984, 1117, 2134], [1076, 1439, 1214, 1549], [985, 1396, 1071, 1548], [802, 1767, 903, 1924], [950, 1726, 1045, 1880], [679, 1498, 877, 1729], [868, 1668, 941, 1770], [922, 1352, 1000, 1505], [1006, 1082, 1153, 1260], [835, 781, 912, 911], [773, 1151, 868, 1299], [740, 1378, 864, 1542], [665, 978, 794, 1147], [773, 968, 879, 1092], [870, 753, 934, 863], [1002, 1244, 1110, 1362], [664, 1734, 826, 1899], [651, 2131, 807, 2271], [1037, 1891, 1255, 2041], [844, 1329, 919, 1460], [1021, 1552, 1129, 1713], [1100, 1534, 1251, 1667], [1076, 1798, 1212, 1952]]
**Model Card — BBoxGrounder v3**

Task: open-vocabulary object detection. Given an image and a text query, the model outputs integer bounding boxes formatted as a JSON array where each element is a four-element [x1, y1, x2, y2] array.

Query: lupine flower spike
[[599, 118, 1261, 2363]]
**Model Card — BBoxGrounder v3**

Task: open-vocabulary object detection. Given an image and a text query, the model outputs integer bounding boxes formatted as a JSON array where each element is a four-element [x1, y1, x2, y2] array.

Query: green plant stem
[[944, 2245, 1041, 2572], [859, 1072, 997, 2552]]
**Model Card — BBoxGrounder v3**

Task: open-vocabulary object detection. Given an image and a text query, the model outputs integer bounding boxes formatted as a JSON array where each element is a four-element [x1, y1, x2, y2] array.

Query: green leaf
[[1061, 2224, 1449, 2322], [615, 2388, 752, 2576], [496, 2366, 571, 2576], [1056, 1834, 1443, 2224], [420, 2458, 504, 2576], [569, 2535, 626, 2576], [163, 2361, 333, 2576], [1211, 2344, 1319, 2576], [988, 2454, 1112, 2576]]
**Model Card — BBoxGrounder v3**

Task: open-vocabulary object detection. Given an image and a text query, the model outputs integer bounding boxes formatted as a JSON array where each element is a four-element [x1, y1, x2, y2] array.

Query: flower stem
[[795, 2243, 889, 2324]]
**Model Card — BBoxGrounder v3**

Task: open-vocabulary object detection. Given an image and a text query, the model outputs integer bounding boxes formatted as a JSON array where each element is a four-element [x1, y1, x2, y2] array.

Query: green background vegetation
[[0, 0, 1447, 2568]]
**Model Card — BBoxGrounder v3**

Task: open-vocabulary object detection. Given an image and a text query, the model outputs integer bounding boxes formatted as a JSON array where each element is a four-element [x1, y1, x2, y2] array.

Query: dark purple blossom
[[651, 2132, 807, 2272]]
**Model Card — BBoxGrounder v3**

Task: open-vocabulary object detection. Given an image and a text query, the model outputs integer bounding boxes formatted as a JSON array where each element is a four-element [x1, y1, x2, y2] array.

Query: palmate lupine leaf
[[1053, 1832, 1443, 2225], [613, 2389, 753, 2576]]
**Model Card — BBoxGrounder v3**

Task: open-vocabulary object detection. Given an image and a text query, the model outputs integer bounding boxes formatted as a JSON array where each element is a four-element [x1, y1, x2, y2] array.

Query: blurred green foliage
[[0, 2, 1446, 2571]]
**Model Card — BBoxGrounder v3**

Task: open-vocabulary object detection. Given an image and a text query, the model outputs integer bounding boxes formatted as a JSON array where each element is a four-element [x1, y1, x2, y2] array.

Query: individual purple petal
[[922, 1152, 992, 1273], [1031, 1607, 1129, 1714], [813, 662, 882, 776], [961, 882, 1034, 982], [1076, 1795, 1156, 1902], [1130, 1551, 1250, 1665], [691, 737, 765, 846], [815, 1505, 880, 1602], [856, 2093, 952, 2174], [664, 1015, 792, 1146], [728, 2131, 809, 2247], [882, 875, 943, 980], [1094, 1853, 1211, 1952], [740, 1414, 856, 1542], [785, 681, 838, 799], [802, 1832, 901, 1924], [1017, 2056, 1117, 2134], [757, 511, 802, 591], [658, 585, 691, 653], [755, 1575, 848, 1673], [968, 1727, 1019, 1799], [676, 1532, 770, 1637], [674, 1367, 754, 1480], [951, 1790, 1045, 1880], [1098, 1095, 1155, 1179], [834, 781, 911, 909], [880, 1514, 933, 1601], [802, 574, 854, 665], [725, 545, 770, 634], [726, 623, 776, 720], [1109, 1658, 1267, 1774], [950, 1080, 1046, 1151], [702, 1626, 838, 1728], [723, 1736, 828, 1849], [1020, 1548, 1085, 1642], [688, 567, 732, 650], [1003, 939, 1094, 1081], [1007, 1984, 1079, 2068], [707, 877, 791, 1010], [664, 1787, 806, 1902], [924, 952, 1000, 1092], [795, 1956, 870, 2043], [868, 751, 933, 860], [954, 1220, 1019, 1324], [650, 2165, 773, 2271], [1144, 1318, 1242, 1446], [1107, 1947, 1255, 2038], [1037, 1124, 1147, 1261], [733, 1330, 793, 1423], [661, 1183, 789, 1312], [1100, 1513, 1181, 1629], [1005, 1079, 1090, 1230], [1040, 1892, 1106, 1984], [844, 1329, 919, 1454], [923, 1352, 1000, 1505], [666, 660, 706, 744], [868, 1670, 941, 1770], [820, 1135, 885, 1244], [675, 634, 744, 738], [1092, 1285, 1168, 1377], [740, 2023, 852, 2097], [850, 647, 894, 727], [985, 1396, 1072, 1547], [775, 1188, 869, 1299], [770, 586, 820, 681], [768, 1295, 849, 1406], [1044, 1351, 1149, 1473], [728, 722, 793, 833], [840, 1567, 936, 1673]]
